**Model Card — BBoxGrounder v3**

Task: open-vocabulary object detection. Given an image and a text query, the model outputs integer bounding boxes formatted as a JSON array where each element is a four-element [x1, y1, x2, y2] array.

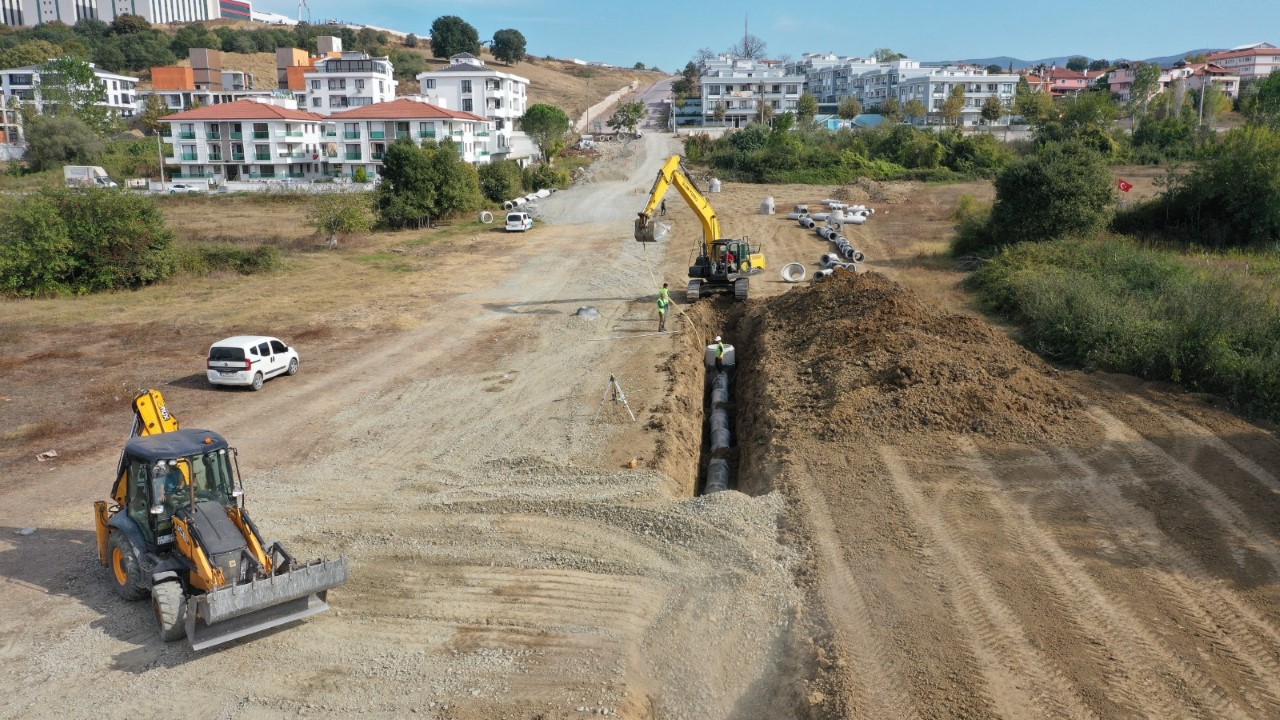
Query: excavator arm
[[635, 155, 722, 252]]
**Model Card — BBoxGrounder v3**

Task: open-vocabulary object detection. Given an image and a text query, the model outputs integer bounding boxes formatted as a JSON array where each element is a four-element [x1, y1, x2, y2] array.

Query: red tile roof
[[327, 98, 490, 122], [1207, 47, 1280, 60], [163, 99, 325, 122]]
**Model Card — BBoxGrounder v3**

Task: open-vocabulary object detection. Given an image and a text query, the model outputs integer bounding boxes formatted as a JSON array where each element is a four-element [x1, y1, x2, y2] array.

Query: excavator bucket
[[635, 213, 657, 243], [185, 557, 349, 651]]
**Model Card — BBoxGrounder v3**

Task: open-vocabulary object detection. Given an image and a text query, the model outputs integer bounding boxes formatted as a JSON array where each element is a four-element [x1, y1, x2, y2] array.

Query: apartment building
[[1021, 67, 1107, 96], [416, 53, 531, 163], [785, 53, 878, 104], [0, 62, 137, 117], [326, 96, 494, 178], [699, 55, 805, 127], [300, 52, 397, 115], [159, 98, 327, 182], [890, 66, 1018, 126], [1206, 42, 1280, 80], [1, 0, 218, 27]]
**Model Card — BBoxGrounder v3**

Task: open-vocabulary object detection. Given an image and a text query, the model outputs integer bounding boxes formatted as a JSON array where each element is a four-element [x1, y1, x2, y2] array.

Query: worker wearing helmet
[[714, 336, 725, 371]]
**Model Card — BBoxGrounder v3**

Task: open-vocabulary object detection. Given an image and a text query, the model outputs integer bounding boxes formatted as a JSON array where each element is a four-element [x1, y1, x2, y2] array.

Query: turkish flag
[[1118, 179, 1133, 193]]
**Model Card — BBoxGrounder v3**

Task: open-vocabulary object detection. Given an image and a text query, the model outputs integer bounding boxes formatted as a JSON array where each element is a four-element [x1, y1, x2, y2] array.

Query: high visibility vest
[[658, 287, 670, 301], [715, 342, 725, 358], [657, 297, 670, 312]]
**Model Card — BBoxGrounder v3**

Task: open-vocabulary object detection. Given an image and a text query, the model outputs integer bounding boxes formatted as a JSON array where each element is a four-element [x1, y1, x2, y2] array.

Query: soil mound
[[745, 270, 1081, 444]]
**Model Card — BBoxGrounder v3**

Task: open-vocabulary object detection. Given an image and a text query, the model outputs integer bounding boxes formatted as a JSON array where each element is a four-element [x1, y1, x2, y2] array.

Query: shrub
[[523, 163, 570, 191], [353, 166, 369, 183], [984, 141, 1113, 250], [177, 244, 282, 275], [478, 160, 524, 202]]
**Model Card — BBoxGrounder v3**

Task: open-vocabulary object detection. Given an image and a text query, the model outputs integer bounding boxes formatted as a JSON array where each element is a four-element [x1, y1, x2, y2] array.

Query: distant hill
[[927, 48, 1223, 69]]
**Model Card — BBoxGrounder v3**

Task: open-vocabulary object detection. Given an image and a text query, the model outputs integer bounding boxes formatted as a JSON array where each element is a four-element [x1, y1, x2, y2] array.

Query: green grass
[[354, 252, 419, 272], [969, 236, 1280, 422]]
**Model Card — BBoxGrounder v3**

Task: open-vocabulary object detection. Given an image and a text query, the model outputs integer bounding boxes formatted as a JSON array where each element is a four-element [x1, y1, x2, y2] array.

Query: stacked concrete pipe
[[705, 370, 732, 493]]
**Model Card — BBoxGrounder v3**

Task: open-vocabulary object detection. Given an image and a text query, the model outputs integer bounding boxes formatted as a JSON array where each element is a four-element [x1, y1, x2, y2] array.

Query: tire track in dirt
[[1088, 407, 1280, 578], [878, 445, 1097, 720], [957, 437, 1251, 719], [1046, 443, 1280, 717]]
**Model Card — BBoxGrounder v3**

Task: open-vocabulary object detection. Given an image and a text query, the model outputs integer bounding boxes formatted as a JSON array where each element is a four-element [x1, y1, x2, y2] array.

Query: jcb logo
[[159, 405, 171, 420]]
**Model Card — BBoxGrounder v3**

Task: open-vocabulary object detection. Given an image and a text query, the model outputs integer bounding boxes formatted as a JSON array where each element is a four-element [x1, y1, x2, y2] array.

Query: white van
[[206, 335, 299, 391], [506, 211, 534, 232]]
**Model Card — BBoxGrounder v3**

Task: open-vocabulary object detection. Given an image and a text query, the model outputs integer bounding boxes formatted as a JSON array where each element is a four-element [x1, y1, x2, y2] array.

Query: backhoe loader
[[635, 155, 766, 302], [94, 389, 348, 650]]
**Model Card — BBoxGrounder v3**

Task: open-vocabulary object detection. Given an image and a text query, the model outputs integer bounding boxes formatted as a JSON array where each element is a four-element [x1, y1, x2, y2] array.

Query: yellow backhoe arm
[[635, 155, 722, 249], [132, 388, 179, 437]]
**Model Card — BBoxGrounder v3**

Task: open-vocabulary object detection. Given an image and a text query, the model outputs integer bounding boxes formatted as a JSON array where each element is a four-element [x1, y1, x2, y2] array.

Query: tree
[[713, 101, 726, 124], [986, 64, 1004, 74], [520, 103, 570, 162], [404, 33, 418, 48], [796, 92, 818, 124], [92, 42, 126, 72], [988, 141, 1113, 246], [0, 40, 62, 69], [871, 48, 905, 62], [478, 159, 524, 202], [606, 100, 646, 133], [1243, 72, 1280, 127], [693, 47, 716, 65], [1088, 58, 1111, 72], [73, 17, 111, 40], [491, 28, 526, 65], [429, 15, 480, 59], [728, 33, 767, 61], [117, 32, 176, 69], [307, 192, 373, 247], [1129, 62, 1162, 117], [904, 98, 926, 124], [981, 95, 1005, 125], [37, 56, 112, 133], [110, 14, 150, 35], [941, 85, 966, 127], [1066, 56, 1089, 72], [170, 23, 220, 55], [23, 115, 103, 171], [878, 96, 902, 122], [837, 97, 862, 120], [139, 93, 173, 135]]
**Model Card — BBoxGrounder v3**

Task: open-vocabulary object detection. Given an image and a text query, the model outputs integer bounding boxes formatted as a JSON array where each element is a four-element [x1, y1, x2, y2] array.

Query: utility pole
[[1198, 69, 1208, 129]]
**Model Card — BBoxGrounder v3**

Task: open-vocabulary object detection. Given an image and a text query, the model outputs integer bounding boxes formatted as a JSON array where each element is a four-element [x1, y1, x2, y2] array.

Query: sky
[[257, 0, 1280, 71]]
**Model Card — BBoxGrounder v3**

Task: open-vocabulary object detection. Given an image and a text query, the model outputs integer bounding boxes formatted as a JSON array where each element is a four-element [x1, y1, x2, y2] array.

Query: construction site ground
[[3, 120, 1280, 719]]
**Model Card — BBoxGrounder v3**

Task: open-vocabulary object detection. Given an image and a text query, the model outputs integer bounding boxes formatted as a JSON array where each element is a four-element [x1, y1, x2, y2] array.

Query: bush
[[177, 244, 282, 275], [969, 237, 1280, 421], [981, 141, 1113, 251], [522, 163, 570, 191], [478, 160, 524, 202], [0, 187, 174, 296]]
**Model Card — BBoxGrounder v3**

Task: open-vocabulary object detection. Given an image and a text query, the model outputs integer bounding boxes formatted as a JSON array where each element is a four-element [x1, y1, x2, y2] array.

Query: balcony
[[280, 151, 309, 159], [247, 172, 277, 179], [287, 172, 306, 178], [344, 131, 361, 139], [371, 152, 384, 161], [418, 130, 436, 138], [344, 152, 362, 160], [394, 131, 409, 140], [231, 152, 245, 161], [451, 129, 464, 136], [180, 153, 199, 161], [178, 131, 196, 139], [208, 154, 222, 161], [208, 133, 220, 141], [230, 131, 243, 139], [254, 152, 272, 161], [324, 129, 337, 137], [252, 131, 270, 139], [324, 150, 338, 158], [369, 131, 386, 139], [171, 172, 212, 179], [284, 131, 303, 138], [475, 131, 490, 137]]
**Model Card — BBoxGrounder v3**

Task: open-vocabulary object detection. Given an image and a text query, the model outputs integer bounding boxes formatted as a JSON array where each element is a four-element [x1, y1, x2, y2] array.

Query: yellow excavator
[[635, 155, 766, 302], [94, 389, 348, 650]]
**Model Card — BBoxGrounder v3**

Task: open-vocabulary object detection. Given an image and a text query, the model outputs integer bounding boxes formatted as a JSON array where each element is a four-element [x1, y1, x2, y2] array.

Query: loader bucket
[[185, 557, 348, 651]]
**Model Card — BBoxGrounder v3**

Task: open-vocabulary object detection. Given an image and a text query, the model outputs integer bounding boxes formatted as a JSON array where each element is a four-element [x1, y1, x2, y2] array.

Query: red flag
[[1117, 179, 1133, 193]]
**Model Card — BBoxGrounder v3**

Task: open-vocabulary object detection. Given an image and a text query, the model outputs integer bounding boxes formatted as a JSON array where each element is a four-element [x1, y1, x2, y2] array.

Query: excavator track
[[734, 277, 749, 301], [687, 279, 703, 303]]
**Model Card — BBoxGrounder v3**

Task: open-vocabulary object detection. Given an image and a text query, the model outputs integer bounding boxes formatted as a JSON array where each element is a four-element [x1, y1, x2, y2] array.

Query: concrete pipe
[[705, 459, 730, 493], [812, 268, 835, 283], [799, 216, 816, 229], [793, 204, 809, 215], [816, 227, 833, 241], [479, 211, 494, 224], [711, 388, 729, 407], [710, 412, 730, 432], [709, 178, 722, 193], [831, 209, 845, 226], [821, 198, 839, 206], [848, 204, 865, 213], [781, 263, 807, 282], [827, 201, 847, 210], [761, 196, 775, 215], [810, 212, 830, 222], [535, 188, 552, 199], [712, 372, 729, 393], [786, 212, 809, 220], [853, 250, 865, 262], [820, 253, 841, 267], [512, 197, 528, 208], [846, 214, 866, 226], [843, 247, 859, 261], [502, 201, 514, 210], [710, 427, 731, 451]]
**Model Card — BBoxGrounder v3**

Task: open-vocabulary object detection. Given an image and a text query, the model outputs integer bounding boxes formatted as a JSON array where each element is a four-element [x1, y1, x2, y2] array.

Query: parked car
[[505, 211, 534, 232], [168, 183, 204, 194], [206, 336, 299, 391]]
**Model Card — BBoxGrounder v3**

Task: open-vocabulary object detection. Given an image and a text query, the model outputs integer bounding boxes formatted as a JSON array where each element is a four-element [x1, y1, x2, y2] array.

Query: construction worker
[[659, 198, 667, 216], [657, 293, 670, 331], [713, 336, 726, 371], [725, 249, 736, 273], [658, 282, 670, 303]]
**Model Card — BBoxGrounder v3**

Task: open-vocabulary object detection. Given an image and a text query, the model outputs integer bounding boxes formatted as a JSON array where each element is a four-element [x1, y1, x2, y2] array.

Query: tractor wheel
[[151, 580, 187, 642], [108, 531, 148, 601]]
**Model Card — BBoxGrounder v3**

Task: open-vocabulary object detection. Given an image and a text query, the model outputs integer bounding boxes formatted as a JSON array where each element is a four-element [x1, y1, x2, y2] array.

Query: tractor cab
[[116, 429, 239, 546]]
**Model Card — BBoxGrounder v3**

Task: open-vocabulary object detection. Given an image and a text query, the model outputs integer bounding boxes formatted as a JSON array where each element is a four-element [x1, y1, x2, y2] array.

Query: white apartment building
[[417, 53, 532, 163], [785, 53, 878, 104], [891, 66, 1019, 126], [699, 55, 805, 127], [0, 62, 137, 117], [1206, 42, 1280, 80], [160, 98, 327, 182], [326, 96, 494, 178], [300, 53, 397, 115], [1, 0, 218, 27], [143, 88, 286, 113]]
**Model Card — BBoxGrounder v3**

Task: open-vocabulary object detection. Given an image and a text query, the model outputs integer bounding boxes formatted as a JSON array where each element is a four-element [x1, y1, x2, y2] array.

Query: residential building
[[1181, 62, 1241, 99], [300, 52, 397, 114], [1021, 67, 1107, 97], [784, 53, 878, 104], [219, 0, 249, 20], [416, 53, 532, 163], [699, 54, 805, 127], [144, 49, 267, 111], [890, 66, 1019, 127], [159, 97, 327, 182], [1, 0, 219, 27], [1206, 42, 1280, 80], [325, 96, 494, 178], [0, 62, 137, 117]]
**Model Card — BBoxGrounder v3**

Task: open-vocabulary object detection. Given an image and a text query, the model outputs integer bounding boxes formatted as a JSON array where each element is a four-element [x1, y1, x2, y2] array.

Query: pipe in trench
[[705, 366, 733, 494]]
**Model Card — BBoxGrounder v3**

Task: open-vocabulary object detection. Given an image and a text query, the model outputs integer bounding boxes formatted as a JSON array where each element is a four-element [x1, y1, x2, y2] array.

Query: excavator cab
[[95, 390, 347, 650]]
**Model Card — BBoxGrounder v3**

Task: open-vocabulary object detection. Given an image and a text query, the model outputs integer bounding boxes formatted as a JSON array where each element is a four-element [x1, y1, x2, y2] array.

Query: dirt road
[[3, 125, 1280, 720]]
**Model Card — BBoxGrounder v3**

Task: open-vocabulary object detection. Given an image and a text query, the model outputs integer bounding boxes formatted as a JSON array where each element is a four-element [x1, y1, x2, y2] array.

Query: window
[[461, 80, 472, 93], [462, 98, 473, 112], [328, 78, 345, 90], [355, 79, 365, 90], [312, 97, 321, 107], [378, 81, 384, 94], [257, 342, 270, 356], [310, 79, 320, 89], [423, 79, 435, 89], [270, 340, 288, 354]]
